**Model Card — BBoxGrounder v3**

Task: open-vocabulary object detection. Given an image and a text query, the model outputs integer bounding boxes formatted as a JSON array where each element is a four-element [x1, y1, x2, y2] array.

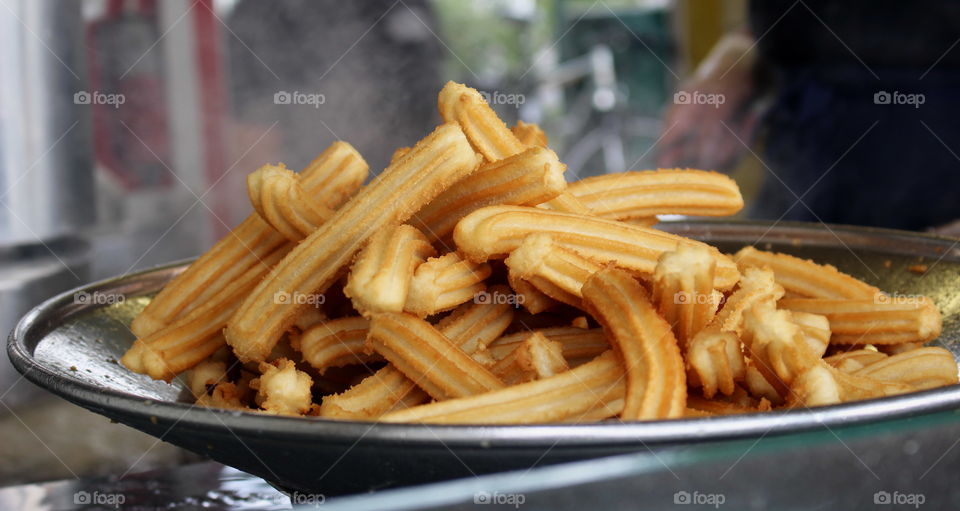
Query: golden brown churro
[[851, 347, 957, 390], [686, 326, 745, 399], [380, 351, 624, 424], [651, 243, 718, 347], [247, 164, 334, 241], [488, 327, 608, 362], [130, 142, 367, 338], [122, 245, 292, 380], [568, 169, 744, 220], [438, 81, 526, 161], [507, 271, 560, 314], [778, 297, 942, 345], [733, 246, 880, 299], [788, 363, 913, 407], [504, 233, 604, 308], [295, 317, 378, 374], [581, 266, 687, 420], [454, 205, 740, 289], [225, 124, 480, 363], [404, 252, 491, 317], [490, 332, 569, 385], [711, 266, 784, 335], [318, 297, 513, 419], [411, 147, 566, 241], [344, 225, 436, 315], [366, 312, 505, 400], [512, 121, 548, 148], [250, 359, 314, 416]]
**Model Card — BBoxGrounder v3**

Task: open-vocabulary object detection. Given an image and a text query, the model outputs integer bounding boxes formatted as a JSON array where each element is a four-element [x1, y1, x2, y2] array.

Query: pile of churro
[[120, 82, 957, 423]]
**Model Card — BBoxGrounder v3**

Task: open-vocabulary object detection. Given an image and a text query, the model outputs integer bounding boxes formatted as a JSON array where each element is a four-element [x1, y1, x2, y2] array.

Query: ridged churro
[[295, 317, 379, 374], [366, 312, 505, 400], [380, 351, 623, 424], [454, 205, 740, 289], [788, 362, 913, 407], [131, 142, 367, 338], [225, 123, 480, 363], [122, 245, 291, 380], [568, 169, 743, 220], [438, 81, 525, 161], [581, 267, 687, 420], [504, 233, 604, 308], [851, 347, 958, 390], [686, 326, 745, 399], [824, 349, 888, 373], [319, 297, 514, 419], [790, 311, 831, 358], [651, 243, 718, 347], [511, 121, 548, 148], [711, 266, 783, 335], [344, 225, 436, 315], [741, 302, 819, 397], [411, 147, 566, 241], [778, 297, 942, 345], [488, 327, 608, 362], [247, 164, 333, 241], [507, 271, 559, 314], [733, 246, 880, 299], [404, 252, 491, 317], [490, 332, 569, 385]]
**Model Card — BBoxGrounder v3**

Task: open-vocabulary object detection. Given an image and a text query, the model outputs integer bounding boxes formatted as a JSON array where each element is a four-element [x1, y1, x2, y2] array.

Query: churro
[[741, 302, 819, 397], [507, 271, 559, 314], [511, 121, 548, 148], [380, 351, 623, 424], [404, 252, 491, 317], [651, 243, 718, 347], [318, 297, 513, 419], [581, 266, 687, 420], [295, 317, 379, 374], [438, 81, 526, 161], [733, 246, 880, 299], [225, 123, 480, 363], [788, 362, 913, 407], [824, 349, 888, 372], [344, 225, 436, 315], [686, 326, 745, 399], [131, 142, 367, 338], [504, 233, 604, 308], [568, 169, 744, 220], [454, 205, 740, 289], [778, 297, 942, 345], [250, 359, 314, 416], [122, 245, 291, 380], [490, 332, 568, 384], [366, 312, 505, 400], [711, 266, 783, 335], [247, 164, 334, 241], [411, 146, 566, 241], [851, 347, 958, 390], [488, 327, 608, 362]]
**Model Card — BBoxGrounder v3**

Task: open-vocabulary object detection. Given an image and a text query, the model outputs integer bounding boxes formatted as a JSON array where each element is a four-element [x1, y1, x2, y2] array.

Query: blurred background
[[1, 0, 958, 496]]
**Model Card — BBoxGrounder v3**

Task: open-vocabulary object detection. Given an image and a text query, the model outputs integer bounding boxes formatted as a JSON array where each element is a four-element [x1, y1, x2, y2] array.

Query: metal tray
[[7, 221, 960, 495]]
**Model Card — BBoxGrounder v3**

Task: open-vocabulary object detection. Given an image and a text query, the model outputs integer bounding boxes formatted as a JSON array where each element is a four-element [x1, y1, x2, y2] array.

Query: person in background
[[659, 1, 960, 232]]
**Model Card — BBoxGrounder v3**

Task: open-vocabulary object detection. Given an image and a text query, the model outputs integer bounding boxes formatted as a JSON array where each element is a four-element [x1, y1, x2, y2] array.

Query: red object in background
[[194, 0, 230, 237], [86, 0, 173, 190]]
